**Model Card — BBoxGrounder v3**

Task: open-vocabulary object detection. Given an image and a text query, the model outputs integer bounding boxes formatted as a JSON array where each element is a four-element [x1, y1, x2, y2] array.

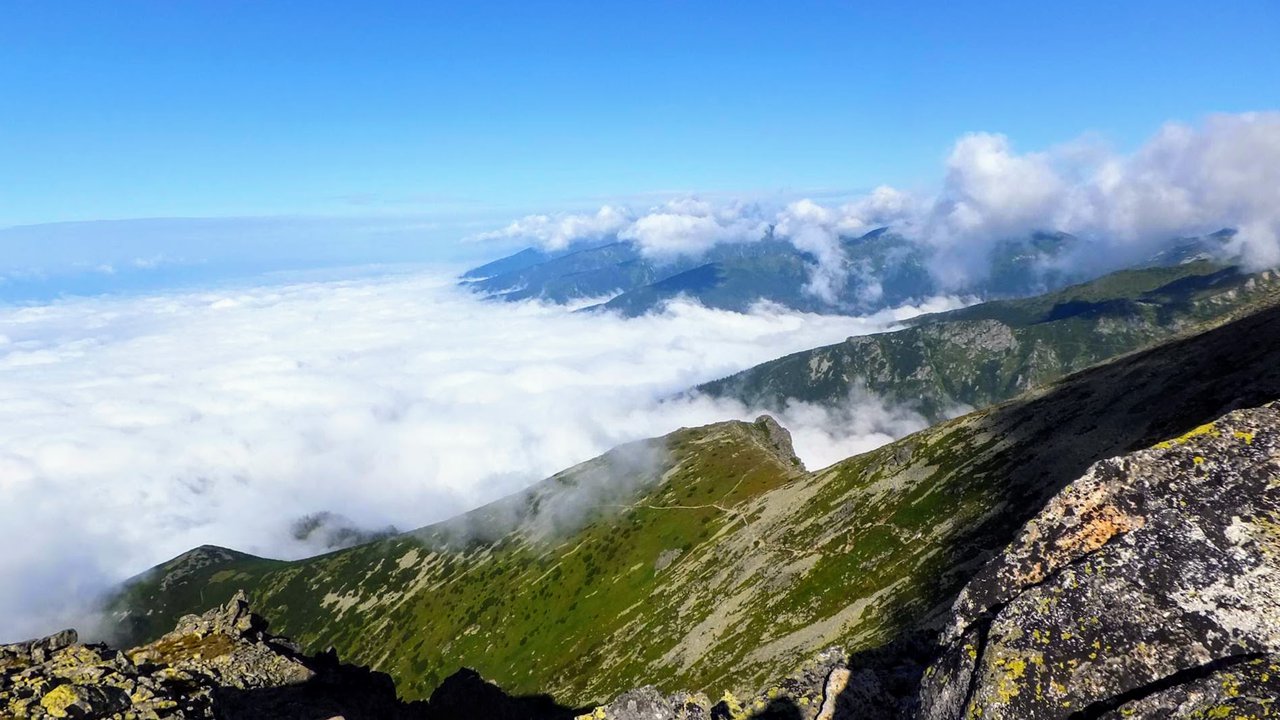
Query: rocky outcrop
[[916, 401, 1280, 719], [2, 588, 608, 719], [569, 647, 907, 720], [2, 591, 405, 719], [2, 591, 417, 719], [752, 414, 804, 470]]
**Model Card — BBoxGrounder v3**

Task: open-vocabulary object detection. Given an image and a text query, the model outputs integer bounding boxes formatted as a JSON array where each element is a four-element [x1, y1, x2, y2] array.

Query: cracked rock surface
[[917, 401, 1280, 719]]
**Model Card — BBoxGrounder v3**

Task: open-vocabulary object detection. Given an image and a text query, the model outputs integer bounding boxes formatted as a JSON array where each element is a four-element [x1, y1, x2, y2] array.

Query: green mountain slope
[[594, 252, 811, 316], [109, 294, 1280, 708], [697, 262, 1280, 421]]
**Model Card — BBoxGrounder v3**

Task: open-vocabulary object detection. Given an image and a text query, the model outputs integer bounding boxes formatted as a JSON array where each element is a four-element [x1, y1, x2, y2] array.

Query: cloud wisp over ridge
[[0, 268, 960, 641]]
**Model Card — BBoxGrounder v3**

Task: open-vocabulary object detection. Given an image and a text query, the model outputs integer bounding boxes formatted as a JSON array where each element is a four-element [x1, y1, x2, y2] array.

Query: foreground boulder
[[917, 401, 1280, 719]]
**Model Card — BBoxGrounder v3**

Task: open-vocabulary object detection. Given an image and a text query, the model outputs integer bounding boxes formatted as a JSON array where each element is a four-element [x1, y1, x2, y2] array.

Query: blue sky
[[2, 0, 1279, 280]]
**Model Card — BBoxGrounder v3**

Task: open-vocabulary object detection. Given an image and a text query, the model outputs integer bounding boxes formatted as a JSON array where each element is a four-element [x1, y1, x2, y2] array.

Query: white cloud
[[940, 132, 1064, 237], [771, 190, 919, 305], [0, 269, 962, 641], [839, 185, 918, 233], [1060, 112, 1280, 269], [703, 385, 936, 470], [619, 199, 769, 259], [774, 201, 846, 304], [919, 113, 1280, 285], [473, 112, 1280, 292], [471, 205, 632, 250], [471, 198, 770, 259], [909, 132, 1065, 288]]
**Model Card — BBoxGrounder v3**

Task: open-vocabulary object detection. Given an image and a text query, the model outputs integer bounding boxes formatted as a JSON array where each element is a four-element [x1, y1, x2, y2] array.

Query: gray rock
[[1, 592, 423, 719], [603, 686, 678, 719], [917, 402, 1280, 719]]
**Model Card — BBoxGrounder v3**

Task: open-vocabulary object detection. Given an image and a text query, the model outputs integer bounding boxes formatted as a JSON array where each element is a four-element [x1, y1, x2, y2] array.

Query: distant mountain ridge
[[696, 260, 1280, 421], [460, 227, 1237, 317], [461, 229, 1070, 316]]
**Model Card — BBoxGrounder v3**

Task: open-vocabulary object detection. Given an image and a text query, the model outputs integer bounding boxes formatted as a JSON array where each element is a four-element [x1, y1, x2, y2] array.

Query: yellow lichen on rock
[[38, 683, 79, 717]]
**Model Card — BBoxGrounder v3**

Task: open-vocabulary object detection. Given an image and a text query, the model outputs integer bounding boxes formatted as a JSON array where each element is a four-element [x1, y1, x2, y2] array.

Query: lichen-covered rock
[[917, 401, 1280, 719], [585, 686, 709, 719], [1097, 653, 1280, 718], [1, 591, 422, 719]]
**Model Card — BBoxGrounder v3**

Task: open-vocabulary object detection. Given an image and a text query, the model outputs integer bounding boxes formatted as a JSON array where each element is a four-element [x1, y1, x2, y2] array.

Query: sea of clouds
[[0, 269, 961, 640]]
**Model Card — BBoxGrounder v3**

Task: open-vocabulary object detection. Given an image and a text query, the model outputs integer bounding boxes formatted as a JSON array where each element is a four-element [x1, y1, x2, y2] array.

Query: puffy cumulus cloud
[[1058, 112, 1280, 270], [920, 113, 1280, 286], [772, 189, 919, 304], [473, 112, 1280, 294], [472, 205, 633, 250], [469, 199, 769, 260], [938, 132, 1064, 237], [840, 185, 919, 232], [619, 199, 769, 259], [0, 269, 963, 641], [919, 133, 1065, 287]]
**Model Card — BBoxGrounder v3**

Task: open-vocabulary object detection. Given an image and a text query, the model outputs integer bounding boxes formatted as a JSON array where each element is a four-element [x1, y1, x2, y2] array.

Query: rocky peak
[[752, 414, 804, 470], [166, 589, 264, 640]]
